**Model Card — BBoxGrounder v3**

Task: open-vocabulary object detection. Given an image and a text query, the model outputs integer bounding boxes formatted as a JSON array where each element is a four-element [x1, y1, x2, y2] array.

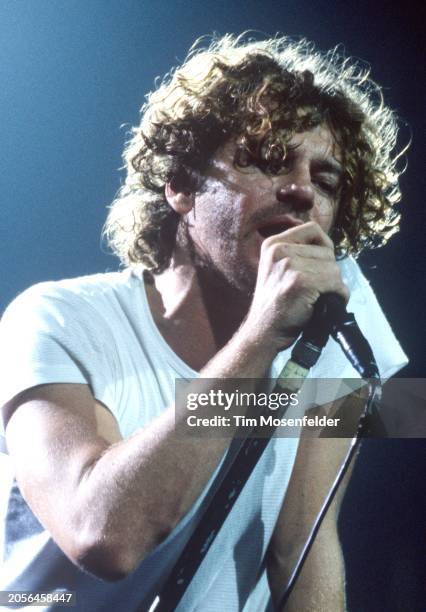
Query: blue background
[[1, 1, 424, 609]]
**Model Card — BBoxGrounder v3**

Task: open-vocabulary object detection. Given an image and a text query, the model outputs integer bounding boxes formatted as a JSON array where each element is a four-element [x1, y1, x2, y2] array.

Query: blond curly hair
[[104, 33, 406, 272]]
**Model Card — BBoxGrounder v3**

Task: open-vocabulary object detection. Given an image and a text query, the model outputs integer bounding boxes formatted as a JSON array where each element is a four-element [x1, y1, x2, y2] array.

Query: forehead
[[212, 124, 341, 167], [287, 125, 341, 160]]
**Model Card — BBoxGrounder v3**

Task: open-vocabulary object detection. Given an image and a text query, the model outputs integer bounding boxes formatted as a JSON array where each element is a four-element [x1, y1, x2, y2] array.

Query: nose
[[276, 183, 315, 213]]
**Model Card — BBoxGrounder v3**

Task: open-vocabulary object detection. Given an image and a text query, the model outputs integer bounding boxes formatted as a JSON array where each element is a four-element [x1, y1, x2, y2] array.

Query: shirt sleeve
[[0, 281, 118, 434], [338, 256, 408, 379]]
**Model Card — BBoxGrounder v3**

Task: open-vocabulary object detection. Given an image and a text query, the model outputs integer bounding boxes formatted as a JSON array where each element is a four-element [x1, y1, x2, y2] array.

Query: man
[[0, 35, 407, 611]]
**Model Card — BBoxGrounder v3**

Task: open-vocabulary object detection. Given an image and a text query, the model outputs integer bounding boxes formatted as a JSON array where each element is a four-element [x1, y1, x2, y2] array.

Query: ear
[[165, 182, 194, 215]]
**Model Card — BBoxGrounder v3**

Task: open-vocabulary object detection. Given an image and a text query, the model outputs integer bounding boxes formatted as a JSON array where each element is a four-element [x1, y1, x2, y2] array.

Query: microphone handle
[[291, 293, 380, 379]]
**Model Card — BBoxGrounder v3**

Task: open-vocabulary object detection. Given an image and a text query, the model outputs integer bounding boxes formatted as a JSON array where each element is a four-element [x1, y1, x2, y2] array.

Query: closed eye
[[314, 177, 339, 196]]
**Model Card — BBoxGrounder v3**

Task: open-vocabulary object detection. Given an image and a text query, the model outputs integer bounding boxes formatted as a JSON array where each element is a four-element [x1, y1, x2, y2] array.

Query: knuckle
[[280, 255, 292, 271], [260, 236, 276, 257], [288, 269, 305, 290], [305, 220, 318, 230], [325, 239, 336, 254], [260, 236, 271, 253], [307, 220, 323, 236], [272, 243, 287, 260], [329, 260, 341, 276], [317, 245, 334, 261]]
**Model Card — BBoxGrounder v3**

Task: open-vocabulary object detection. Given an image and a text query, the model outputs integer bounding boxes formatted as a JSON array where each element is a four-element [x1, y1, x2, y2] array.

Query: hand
[[243, 221, 349, 351]]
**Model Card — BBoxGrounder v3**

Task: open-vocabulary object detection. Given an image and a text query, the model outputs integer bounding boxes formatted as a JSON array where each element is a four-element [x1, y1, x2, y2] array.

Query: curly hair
[[104, 33, 407, 272]]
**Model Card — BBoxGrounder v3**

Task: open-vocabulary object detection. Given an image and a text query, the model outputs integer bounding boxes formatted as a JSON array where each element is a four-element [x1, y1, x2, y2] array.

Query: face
[[180, 124, 342, 294]]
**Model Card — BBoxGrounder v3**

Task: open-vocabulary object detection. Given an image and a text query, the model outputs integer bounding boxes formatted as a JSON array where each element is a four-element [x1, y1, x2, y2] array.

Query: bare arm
[[4, 330, 276, 581], [267, 391, 365, 611], [4, 221, 349, 581]]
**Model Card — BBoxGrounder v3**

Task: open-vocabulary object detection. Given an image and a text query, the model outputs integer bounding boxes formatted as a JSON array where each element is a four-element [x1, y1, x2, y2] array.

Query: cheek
[[311, 201, 336, 233], [190, 191, 246, 245], [212, 191, 252, 228]]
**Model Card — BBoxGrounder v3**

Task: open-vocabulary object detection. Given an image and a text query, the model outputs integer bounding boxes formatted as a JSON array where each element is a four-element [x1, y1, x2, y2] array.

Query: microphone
[[291, 293, 380, 379]]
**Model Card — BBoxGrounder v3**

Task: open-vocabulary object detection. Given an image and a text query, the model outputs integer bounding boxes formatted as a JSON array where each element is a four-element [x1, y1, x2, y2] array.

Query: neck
[[193, 264, 252, 347], [145, 256, 253, 369]]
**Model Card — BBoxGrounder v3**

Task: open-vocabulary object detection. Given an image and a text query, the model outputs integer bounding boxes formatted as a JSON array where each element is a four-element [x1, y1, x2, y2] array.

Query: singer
[[0, 35, 407, 610]]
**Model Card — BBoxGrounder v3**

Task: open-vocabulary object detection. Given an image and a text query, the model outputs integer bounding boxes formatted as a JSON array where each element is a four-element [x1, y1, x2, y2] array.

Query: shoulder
[[0, 269, 147, 424], [2, 269, 143, 325]]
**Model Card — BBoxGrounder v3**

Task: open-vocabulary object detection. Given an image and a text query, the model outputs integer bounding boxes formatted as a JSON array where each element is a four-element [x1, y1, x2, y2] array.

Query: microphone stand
[[148, 295, 383, 612], [276, 378, 382, 609]]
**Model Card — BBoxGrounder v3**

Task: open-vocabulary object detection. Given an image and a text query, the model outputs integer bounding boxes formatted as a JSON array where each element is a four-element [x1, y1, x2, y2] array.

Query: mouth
[[256, 215, 303, 239]]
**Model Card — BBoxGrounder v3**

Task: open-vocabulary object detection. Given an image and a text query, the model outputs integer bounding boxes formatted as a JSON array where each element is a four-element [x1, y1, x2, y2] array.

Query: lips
[[255, 215, 303, 238]]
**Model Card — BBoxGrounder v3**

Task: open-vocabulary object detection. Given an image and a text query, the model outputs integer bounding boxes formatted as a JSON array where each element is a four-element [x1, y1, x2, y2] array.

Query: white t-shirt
[[0, 258, 407, 611]]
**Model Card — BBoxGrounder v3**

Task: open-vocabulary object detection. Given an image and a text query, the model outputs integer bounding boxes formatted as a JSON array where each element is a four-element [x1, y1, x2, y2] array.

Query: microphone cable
[[276, 378, 382, 609]]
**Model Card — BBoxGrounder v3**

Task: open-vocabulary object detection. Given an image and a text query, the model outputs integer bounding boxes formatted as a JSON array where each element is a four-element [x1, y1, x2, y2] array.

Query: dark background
[[1, 1, 424, 610]]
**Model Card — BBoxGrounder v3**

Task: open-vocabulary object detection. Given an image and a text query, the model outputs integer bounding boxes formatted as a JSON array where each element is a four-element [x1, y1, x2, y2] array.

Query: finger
[[302, 267, 350, 303], [275, 257, 350, 302], [264, 221, 334, 249], [268, 243, 335, 263]]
